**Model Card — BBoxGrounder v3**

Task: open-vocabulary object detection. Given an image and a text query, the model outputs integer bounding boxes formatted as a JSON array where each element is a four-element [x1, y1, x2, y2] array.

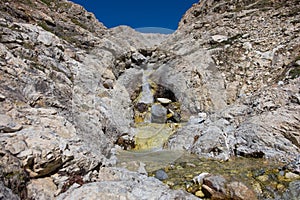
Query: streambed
[[117, 147, 300, 199]]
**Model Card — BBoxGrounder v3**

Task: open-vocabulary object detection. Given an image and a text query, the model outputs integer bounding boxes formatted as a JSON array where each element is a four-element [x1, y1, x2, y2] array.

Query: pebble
[[285, 172, 300, 179], [157, 98, 172, 104], [257, 175, 269, 182], [195, 190, 205, 198], [277, 183, 285, 191], [277, 81, 284, 86], [155, 169, 168, 181]]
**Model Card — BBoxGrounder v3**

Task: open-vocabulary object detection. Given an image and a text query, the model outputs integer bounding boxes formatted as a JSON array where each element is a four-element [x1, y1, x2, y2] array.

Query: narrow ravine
[[114, 49, 300, 200]]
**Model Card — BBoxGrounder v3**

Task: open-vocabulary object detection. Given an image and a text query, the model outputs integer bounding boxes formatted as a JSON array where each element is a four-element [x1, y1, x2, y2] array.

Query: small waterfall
[[140, 69, 154, 104]]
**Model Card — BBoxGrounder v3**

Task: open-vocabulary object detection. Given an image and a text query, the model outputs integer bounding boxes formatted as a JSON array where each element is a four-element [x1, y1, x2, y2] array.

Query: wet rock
[[133, 124, 174, 150], [202, 184, 227, 199], [155, 169, 168, 181], [195, 190, 205, 198], [200, 174, 257, 200], [151, 104, 167, 123]]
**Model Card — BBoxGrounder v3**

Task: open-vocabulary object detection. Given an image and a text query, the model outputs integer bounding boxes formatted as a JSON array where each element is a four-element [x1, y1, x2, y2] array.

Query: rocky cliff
[[0, 0, 299, 199]]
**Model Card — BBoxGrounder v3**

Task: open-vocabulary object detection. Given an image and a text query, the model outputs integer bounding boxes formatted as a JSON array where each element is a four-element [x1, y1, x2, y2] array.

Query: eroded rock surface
[[0, 0, 299, 199]]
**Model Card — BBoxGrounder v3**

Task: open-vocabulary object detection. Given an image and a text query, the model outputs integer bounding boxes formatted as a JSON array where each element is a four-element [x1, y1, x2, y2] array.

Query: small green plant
[[40, 0, 52, 6], [71, 18, 88, 30], [38, 22, 53, 33], [289, 66, 300, 79]]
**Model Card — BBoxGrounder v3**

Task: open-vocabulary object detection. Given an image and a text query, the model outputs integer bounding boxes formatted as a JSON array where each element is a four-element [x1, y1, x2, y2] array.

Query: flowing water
[[139, 69, 154, 104], [116, 67, 300, 199]]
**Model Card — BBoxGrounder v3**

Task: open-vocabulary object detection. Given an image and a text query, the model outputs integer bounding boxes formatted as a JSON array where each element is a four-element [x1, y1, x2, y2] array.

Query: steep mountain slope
[[162, 0, 300, 159], [0, 0, 299, 199]]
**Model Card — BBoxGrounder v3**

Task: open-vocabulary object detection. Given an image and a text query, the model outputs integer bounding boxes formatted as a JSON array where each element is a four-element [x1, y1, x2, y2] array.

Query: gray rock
[[203, 175, 227, 194], [155, 169, 168, 180], [191, 125, 231, 160], [0, 114, 23, 133], [0, 182, 20, 200], [58, 168, 197, 200], [283, 180, 300, 200], [188, 115, 205, 124], [131, 52, 147, 65], [151, 104, 167, 123], [211, 35, 228, 43], [27, 178, 57, 200], [0, 0, 300, 198], [227, 181, 257, 200]]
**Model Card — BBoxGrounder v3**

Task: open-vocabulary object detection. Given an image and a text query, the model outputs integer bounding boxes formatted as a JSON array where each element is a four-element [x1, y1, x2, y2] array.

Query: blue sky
[[70, 0, 199, 33]]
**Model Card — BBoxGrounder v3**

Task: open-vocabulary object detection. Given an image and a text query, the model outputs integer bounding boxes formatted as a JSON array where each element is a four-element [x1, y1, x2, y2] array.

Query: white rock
[[0, 93, 5, 101], [198, 112, 207, 120], [243, 42, 252, 50], [211, 35, 228, 43], [193, 172, 210, 185], [278, 81, 284, 86], [131, 52, 146, 64], [157, 97, 172, 104], [285, 172, 300, 179], [37, 30, 57, 46]]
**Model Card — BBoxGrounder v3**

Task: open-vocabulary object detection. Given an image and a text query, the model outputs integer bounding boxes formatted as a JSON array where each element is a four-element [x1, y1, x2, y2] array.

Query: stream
[[115, 66, 300, 199]]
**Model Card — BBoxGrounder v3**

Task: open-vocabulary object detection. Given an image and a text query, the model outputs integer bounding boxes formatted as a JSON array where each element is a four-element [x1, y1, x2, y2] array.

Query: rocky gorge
[[0, 0, 300, 199]]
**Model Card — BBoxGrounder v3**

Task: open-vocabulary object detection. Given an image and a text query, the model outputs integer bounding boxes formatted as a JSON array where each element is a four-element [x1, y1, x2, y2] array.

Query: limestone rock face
[[0, 182, 20, 200], [163, 0, 300, 161], [57, 168, 197, 200], [0, 0, 299, 199]]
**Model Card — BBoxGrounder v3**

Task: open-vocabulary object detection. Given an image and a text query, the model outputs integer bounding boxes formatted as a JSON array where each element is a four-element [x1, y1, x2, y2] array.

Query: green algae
[[148, 155, 299, 199], [133, 123, 178, 150]]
